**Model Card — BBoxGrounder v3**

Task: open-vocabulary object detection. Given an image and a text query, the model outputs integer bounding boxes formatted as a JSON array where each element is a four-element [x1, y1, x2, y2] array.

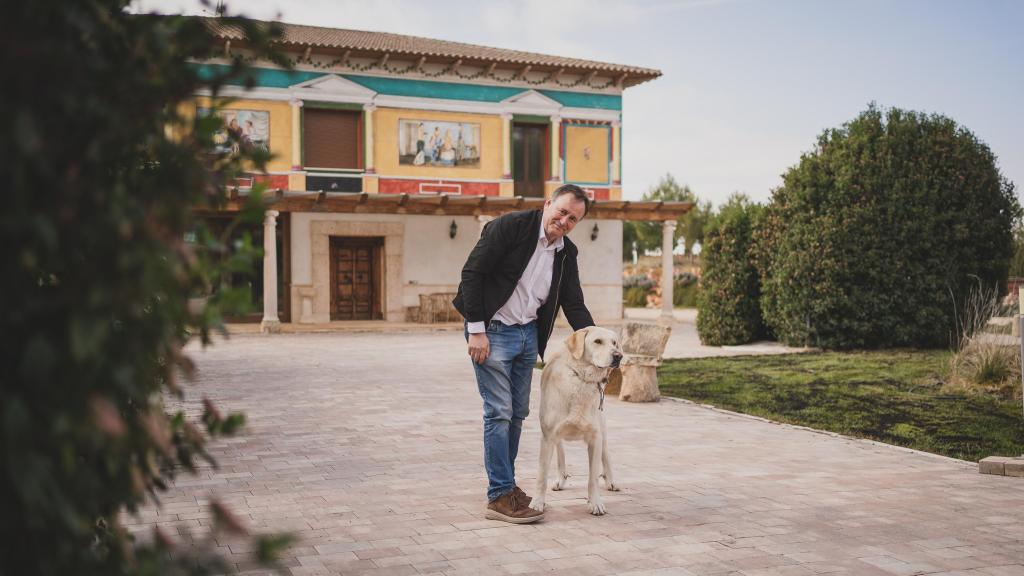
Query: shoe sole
[[485, 509, 544, 524]]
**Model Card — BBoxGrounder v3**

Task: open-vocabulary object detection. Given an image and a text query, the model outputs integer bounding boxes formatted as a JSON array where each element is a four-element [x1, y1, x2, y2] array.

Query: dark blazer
[[452, 209, 594, 359]]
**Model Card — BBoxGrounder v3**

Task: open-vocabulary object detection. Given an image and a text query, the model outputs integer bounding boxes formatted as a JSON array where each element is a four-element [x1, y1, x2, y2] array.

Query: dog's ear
[[566, 328, 589, 361]]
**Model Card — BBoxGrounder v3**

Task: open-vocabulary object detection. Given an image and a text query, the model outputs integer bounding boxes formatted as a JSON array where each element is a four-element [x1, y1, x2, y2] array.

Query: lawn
[[658, 350, 1024, 462]]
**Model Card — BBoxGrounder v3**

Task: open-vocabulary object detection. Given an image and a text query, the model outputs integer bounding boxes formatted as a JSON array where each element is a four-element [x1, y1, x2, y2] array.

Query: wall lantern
[[449, 220, 458, 239], [591, 223, 599, 241]]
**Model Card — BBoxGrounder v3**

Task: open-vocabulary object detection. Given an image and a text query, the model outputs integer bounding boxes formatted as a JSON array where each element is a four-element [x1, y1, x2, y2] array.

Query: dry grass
[[947, 282, 1023, 400]]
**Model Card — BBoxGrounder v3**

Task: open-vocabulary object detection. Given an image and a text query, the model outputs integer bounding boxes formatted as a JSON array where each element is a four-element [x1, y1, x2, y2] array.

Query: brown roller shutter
[[303, 108, 361, 169]]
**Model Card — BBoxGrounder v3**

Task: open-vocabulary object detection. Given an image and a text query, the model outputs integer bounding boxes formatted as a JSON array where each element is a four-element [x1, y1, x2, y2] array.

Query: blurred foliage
[[697, 194, 766, 344], [1, 1, 293, 574], [757, 104, 1020, 349]]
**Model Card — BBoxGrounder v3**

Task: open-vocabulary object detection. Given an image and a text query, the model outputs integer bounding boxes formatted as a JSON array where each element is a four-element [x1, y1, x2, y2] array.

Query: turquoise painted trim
[[190, 64, 622, 111], [192, 63, 322, 88], [562, 123, 611, 186], [539, 90, 620, 111], [344, 75, 523, 103]]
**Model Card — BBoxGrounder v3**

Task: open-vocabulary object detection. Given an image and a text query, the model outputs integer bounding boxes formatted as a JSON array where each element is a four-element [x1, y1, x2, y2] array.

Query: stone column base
[[260, 318, 281, 334]]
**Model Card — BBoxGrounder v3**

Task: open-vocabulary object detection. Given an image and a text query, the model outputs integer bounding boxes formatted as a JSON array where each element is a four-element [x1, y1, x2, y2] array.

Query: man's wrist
[[467, 321, 486, 334]]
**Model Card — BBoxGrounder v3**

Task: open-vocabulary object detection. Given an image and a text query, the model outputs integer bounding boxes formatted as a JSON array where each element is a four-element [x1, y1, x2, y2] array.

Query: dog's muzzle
[[611, 352, 623, 369]]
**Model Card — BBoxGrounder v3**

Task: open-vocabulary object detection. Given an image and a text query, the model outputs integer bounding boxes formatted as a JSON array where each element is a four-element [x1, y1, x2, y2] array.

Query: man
[[453, 184, 595, 524]]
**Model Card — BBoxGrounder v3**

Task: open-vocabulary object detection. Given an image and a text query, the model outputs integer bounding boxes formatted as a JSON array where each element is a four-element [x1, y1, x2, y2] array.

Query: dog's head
[[565, 326, 624, 369]]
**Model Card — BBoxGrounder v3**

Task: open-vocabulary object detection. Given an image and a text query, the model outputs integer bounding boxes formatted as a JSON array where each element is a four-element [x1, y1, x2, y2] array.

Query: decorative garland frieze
[[214, 47, 620, 90]]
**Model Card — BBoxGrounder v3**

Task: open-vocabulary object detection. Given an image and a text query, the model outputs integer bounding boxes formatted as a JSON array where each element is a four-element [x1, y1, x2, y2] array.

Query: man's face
[[542, 193, 587, 242]]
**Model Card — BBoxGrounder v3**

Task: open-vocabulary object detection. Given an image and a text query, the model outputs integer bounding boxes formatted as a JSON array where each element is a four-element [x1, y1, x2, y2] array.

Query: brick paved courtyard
[[127, 326, 1024, 576]]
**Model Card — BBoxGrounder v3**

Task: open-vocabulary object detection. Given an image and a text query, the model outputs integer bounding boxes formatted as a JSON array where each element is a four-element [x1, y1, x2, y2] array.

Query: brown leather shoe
[[513, 486, 532, 507], [485, 489, 544, 524]]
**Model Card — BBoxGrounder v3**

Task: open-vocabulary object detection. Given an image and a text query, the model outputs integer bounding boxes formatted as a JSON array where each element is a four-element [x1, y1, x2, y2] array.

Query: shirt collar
[[538, 224, 565, 251]]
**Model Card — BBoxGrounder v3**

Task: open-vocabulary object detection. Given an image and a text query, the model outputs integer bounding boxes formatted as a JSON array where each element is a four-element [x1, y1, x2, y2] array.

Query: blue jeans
[[467, 320, 538, 501]]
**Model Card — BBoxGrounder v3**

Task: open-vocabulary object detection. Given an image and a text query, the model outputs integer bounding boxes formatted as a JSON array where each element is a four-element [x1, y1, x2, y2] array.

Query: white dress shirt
[[467, 226, 563, 333]]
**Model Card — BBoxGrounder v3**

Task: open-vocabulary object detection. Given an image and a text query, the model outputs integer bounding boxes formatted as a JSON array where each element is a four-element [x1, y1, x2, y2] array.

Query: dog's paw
[[600, 474, 619, 491], [587, 498, 606, 516], [552, 473, 569, 491], [530, 499, 546, 512]]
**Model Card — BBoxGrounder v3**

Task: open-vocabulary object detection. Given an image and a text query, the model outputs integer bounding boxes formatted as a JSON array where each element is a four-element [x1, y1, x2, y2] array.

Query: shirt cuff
[[467, 321, 486, 334]]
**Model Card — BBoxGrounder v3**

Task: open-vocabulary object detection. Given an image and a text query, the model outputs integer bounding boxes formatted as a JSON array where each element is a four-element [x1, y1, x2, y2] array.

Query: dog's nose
[[611, 352, 623, 368]]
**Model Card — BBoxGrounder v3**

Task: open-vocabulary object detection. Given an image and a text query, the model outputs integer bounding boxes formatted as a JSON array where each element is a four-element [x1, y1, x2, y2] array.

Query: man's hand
[[467, 332, 490, 364]]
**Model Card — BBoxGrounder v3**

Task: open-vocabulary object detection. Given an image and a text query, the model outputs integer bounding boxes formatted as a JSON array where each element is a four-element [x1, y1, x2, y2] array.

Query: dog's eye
[[594, 339, 603, 344]]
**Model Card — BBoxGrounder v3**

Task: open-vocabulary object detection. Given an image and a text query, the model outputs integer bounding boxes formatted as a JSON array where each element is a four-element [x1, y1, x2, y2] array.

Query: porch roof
[[208, 190, 693, 221]]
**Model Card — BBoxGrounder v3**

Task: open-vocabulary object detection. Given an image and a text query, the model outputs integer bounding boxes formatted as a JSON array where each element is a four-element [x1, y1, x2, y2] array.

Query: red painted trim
[[378, 178, 500, 196]]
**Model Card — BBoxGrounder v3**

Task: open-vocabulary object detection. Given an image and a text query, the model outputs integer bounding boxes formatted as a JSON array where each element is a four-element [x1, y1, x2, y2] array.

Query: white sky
[[134, 0, 1024, 208]]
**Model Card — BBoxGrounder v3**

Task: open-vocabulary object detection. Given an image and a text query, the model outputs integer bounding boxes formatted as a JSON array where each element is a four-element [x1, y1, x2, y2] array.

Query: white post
[[501, 113, 513, 180], [260, 210, 281, 333], [550, 115, 562, 183], [660, 220, 676, 321], [363, 104, 376, 174]]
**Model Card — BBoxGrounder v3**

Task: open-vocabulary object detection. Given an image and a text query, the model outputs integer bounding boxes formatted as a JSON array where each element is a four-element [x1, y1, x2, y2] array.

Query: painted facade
[[192, 20, 660, 328]]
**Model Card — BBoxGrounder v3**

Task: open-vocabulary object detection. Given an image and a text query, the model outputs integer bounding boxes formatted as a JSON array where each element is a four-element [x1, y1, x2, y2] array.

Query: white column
[[661, 219, 677, 321], [290, 99, 303, 170], [260, 210, 281, 333], [501, 113, 512, 179], [363, 104, 376, 174], [550, 115, 562, 182]]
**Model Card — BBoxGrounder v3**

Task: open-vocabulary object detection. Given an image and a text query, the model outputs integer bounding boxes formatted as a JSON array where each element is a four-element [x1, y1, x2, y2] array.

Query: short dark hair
[[551, 184, 591, 216]]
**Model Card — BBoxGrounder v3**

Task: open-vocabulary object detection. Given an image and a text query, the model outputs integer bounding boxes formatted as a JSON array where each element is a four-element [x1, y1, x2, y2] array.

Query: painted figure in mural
[[440, 129, 456, 165], [414, 122, 427, 166], [456, 127, 465, 163], [428, 126, 442, 163], [226, 117, 243, 154], [452, 184, 595, 524]]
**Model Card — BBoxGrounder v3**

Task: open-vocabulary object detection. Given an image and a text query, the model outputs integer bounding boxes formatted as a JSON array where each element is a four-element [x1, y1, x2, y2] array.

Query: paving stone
[[122, 329, 1024, 576]]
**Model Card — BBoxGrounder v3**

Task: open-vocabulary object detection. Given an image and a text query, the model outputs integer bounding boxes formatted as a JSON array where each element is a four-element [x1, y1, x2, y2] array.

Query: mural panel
[[198, 107, 270, 154], [398, 119, 480, 168]]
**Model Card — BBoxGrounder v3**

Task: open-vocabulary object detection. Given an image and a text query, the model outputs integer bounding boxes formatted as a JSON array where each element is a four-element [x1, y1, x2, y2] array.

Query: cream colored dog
[[531, 326, 623, 516]]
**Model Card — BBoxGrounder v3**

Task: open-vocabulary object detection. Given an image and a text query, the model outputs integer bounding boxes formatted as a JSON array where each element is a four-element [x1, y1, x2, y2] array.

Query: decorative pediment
[[290, 74, 377, 103], [501, 90, 562, 114]]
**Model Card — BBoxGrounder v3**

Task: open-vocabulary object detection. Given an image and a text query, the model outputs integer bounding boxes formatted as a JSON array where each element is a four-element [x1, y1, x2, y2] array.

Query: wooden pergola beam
[[204, 192, 692, 221]]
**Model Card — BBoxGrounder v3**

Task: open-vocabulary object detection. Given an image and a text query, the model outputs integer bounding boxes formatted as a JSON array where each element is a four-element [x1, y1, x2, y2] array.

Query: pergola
[[213, 191, 694, 328]]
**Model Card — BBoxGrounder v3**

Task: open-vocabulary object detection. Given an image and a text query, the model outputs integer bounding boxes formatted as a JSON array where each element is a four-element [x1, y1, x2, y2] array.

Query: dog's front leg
[[532, 436, 554, 512], [586, 433, 606, 515], [552, 441, 570, 490], [600, 414, 619, 491]]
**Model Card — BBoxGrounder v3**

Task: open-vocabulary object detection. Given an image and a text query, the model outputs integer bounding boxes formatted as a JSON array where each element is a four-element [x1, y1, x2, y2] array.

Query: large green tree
[[2, 2, 290, 573], [758, 104, 1020, 349]]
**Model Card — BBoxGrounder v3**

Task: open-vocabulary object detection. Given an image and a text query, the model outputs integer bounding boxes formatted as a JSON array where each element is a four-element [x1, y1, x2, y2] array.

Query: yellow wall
[[565, 125, 609, 184], [373, 107, 504, 179], [191, 97, 294, 173]]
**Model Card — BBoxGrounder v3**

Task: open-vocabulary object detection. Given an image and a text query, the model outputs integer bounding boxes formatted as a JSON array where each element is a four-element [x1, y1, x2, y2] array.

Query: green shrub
[[3, 3, 292, 574], [697, 195, 765, 344], [758, 104, 1021, 349]]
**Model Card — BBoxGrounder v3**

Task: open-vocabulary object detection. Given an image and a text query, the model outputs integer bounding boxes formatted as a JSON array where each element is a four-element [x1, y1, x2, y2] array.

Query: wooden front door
[[330, 237, 383, 320], [512, 123, 548, 198]]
